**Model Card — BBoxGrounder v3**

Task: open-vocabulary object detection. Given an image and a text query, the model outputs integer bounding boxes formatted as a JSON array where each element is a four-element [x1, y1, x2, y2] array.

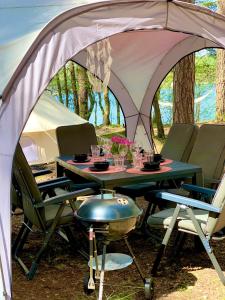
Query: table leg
[[192, 171, 203, 187], [56, 162, 64, 177]]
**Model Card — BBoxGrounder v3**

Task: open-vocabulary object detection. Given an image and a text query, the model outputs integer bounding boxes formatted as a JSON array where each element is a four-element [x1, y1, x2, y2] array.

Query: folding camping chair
[[114, 123, 198, 200], [56, 123, 100, 184], [56, 123, 97, 155], [12, 144, 95, 279], [147, 177, 225, 286], [144, 123, 225, 221], [11, 144, 99, 210]]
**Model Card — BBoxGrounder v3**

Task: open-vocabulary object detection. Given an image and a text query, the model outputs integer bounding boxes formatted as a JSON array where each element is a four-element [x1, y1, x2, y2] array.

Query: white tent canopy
[[21, 92, 87, 164], [1, 1, 225, 298]]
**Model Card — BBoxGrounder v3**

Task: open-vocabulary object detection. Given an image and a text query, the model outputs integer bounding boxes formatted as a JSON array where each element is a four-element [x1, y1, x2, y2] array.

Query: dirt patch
[[12, 200, 225, 300]]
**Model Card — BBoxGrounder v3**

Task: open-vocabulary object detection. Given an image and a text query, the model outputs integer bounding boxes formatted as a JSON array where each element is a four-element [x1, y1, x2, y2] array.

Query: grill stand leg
[[124, 237, 145, 282], [93, 232, 100, 279], [98, 243, 107, 300], [124, 237, 154, 299], [88, 227, 95, 290]]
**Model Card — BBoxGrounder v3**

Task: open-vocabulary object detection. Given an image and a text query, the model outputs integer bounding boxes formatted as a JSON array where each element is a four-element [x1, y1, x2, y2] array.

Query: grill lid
[[75, 193, 142, 222]]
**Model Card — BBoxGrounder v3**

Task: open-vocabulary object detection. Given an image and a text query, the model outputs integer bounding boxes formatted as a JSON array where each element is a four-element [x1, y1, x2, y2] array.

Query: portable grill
[[75, 190, 154, 300]]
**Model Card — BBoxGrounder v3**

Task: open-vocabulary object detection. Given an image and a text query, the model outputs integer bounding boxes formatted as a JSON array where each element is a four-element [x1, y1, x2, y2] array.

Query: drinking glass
[[91, 145, 100, 161], [132, 152, 143, 169], [118, 144, 128, 158], [102, 139, 112, 158], [113, 155, 125, 170]]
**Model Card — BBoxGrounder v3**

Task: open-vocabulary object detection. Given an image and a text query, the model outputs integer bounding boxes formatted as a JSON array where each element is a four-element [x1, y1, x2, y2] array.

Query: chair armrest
[[181, 184, 216, 196], [156, 192, 221, 214], [35, 188, 95, 207], [38, 177, 71, 192], [33, 169, 52, 177]]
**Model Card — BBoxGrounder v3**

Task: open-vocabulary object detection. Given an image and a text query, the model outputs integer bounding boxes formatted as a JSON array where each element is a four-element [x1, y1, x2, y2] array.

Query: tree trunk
[[103, 89, 111, 126], [94, 102, 98, 126], [69, 61, 79, 114], [77, 65, 89, 120], [173, 0, 195, 124], [216, 0, 225, 122], [116, 100, 121, 125], [98, 92, 104, 116], [86, 84, 96, 120], [173, 52, 195, 124], [63, 66, 69, 107], [56, 73, 63, 104], [153, 90, 165, 139]]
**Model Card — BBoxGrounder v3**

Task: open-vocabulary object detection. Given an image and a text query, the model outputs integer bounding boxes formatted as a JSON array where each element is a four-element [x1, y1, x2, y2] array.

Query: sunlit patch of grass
[[106, 290, 140, 300], [103, 281, 144, 300]]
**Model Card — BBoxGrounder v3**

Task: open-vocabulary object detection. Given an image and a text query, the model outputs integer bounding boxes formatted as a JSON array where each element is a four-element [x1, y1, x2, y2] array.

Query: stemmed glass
[[100, 138, 112, 159], [118, 143, 128, 167], [104, 139, 113, 158]]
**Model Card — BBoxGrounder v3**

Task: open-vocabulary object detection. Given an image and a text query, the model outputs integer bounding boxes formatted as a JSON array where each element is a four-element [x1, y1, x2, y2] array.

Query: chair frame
[[149, 186, 225, 285], [12, 164, 93, 279]]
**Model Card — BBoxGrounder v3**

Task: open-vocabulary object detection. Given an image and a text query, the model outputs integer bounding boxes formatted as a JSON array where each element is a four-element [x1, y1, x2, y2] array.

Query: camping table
[[55, 156, 203, 189]]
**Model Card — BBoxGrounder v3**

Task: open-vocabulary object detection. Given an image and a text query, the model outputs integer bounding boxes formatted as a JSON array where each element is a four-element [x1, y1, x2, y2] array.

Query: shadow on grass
[[12, 219, 201, 300]]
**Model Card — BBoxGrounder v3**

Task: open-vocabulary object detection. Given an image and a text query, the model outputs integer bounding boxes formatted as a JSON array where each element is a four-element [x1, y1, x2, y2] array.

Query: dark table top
[[56, 156, 203, 189]]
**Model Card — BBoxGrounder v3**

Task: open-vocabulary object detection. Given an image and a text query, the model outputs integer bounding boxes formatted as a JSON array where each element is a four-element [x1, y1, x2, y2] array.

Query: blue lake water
[[159, 83, 216, 124], [59, 83, 216, 126]]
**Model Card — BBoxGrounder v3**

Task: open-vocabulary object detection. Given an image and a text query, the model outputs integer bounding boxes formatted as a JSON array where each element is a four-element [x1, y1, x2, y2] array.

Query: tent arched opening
[[1, 1, 225, 298]]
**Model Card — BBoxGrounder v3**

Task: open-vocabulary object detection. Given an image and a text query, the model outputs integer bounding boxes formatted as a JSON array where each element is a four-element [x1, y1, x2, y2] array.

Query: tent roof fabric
[[0, 0, 106, 94], [1, 1, 225, 298]]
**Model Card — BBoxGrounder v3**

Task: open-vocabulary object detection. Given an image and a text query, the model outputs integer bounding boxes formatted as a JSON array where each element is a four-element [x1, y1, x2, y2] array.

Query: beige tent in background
[[20, 92, 87, 164]]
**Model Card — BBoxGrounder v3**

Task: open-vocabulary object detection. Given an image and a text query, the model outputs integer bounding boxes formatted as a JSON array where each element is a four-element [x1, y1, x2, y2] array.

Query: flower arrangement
[[111, 136, 134, 157]]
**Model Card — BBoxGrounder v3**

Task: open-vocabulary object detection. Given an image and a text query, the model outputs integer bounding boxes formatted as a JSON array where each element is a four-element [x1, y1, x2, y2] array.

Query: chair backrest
[[11, 174, 23, 210], [160, 123, 198, 162], [188, 124, 225, 186], [56, 123, 98, 155], [13, 144, 45, 227], [206, 174, 225, 235]]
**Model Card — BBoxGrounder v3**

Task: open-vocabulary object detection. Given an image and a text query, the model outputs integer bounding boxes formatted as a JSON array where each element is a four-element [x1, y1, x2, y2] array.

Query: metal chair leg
[[151, 205, 181, 276], [13, 220, 32, 258], [12, 223, 26, 256], [64, 226, 89, 260], [140, 202, 157, 233], [26, 226, 56, 280], [173, 231, 186, 258], [187, 207, 225, 285], [15, 204, 66, 280]]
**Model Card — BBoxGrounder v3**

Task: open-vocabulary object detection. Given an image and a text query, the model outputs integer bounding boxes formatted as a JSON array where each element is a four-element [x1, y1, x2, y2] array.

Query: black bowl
[[74, 153, 88, 162], [93, 161, 109, 171], [143, 161, 160, 170], [153, 154, 162, 162]]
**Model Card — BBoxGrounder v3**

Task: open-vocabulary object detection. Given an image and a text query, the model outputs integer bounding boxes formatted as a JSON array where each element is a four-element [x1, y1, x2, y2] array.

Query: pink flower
[[111, 136, 134, 145]]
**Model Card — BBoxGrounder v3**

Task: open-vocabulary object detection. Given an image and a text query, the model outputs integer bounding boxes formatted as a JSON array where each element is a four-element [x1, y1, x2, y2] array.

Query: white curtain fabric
[[1, 1, 225, 298]]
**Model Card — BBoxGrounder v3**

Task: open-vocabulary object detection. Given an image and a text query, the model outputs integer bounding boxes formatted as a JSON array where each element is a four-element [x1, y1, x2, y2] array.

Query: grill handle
[[100, 189, 116, 199]]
